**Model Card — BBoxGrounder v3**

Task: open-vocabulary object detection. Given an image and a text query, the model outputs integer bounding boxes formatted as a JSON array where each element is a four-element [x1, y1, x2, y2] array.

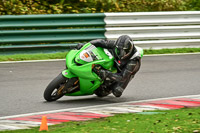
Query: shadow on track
[[43, 95, 131, 105]]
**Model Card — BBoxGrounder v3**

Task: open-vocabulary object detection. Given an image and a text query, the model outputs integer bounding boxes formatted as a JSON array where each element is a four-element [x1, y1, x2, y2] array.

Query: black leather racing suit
[[89, 39, 141, 96]]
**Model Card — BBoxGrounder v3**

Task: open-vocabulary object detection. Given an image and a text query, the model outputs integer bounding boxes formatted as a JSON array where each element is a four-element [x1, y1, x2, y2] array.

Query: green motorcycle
[[44, 43, 143, 101]]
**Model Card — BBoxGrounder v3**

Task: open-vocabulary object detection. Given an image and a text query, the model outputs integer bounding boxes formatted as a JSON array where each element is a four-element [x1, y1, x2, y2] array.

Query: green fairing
[[62, 43, 143, 96], [62, 43, 116, 96]]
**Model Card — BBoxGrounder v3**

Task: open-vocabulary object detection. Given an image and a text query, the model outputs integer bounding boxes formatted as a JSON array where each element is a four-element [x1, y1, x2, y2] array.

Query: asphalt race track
[[0, 54, 199, 117]]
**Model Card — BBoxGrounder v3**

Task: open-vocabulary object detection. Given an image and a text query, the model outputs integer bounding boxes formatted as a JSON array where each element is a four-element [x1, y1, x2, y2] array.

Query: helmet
[[114, 35, 134, 60]]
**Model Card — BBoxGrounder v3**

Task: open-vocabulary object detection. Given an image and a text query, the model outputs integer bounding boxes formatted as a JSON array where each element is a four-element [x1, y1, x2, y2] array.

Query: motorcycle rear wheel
[[94, 86, 111, 97], [44, 73, 67, 102]]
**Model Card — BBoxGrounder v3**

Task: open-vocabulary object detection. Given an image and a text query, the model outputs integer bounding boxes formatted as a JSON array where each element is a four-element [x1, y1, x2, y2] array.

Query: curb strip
[[1, 94, 200, 131]]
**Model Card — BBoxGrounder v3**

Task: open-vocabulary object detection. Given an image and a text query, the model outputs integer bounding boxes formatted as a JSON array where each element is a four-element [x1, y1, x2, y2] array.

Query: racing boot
[[112, 69, 132, 97], [112, 86, 124, 97]]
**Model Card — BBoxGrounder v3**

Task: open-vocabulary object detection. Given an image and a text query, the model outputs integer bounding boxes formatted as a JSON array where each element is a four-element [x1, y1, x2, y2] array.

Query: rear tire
[[44, 73, 67, 102], [95, 91, 110, 97], [94, 86, 111, 97]]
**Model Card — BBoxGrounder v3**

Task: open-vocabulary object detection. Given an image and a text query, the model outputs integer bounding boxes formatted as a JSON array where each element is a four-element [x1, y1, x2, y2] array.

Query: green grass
[[1, 107, 200, 133], [0, 48, 200, 62], [0, 52, 68, 62]]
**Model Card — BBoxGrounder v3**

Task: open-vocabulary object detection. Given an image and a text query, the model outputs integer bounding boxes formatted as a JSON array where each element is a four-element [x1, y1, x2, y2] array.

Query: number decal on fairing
[[79, 50, 93, 62]]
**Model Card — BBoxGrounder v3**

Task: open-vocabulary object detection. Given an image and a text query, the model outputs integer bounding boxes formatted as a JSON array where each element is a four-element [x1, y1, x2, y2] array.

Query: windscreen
[[79, 45, 99, 62]]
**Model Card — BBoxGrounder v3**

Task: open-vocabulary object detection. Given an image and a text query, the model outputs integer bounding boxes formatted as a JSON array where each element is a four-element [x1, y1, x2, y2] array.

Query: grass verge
[[0, 48, 200, 62], [144, 48, 200, 55], [0, 52, 68, 62], [1, 107, 200, 133]]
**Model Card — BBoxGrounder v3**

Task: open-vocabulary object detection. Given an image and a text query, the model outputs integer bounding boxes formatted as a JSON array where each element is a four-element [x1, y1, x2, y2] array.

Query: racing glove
[[93, 66, 122, 82]]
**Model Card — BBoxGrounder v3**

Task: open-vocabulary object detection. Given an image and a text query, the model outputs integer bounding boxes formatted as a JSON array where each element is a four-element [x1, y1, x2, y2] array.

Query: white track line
[[0, 59, 65, 64], [1, 94, 200, 120], [1, 52, 200, 64], [144, 52, 200, 56]]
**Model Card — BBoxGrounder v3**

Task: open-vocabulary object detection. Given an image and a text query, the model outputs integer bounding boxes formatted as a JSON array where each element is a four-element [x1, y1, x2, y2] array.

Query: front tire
[[44, 73, 67, 102]]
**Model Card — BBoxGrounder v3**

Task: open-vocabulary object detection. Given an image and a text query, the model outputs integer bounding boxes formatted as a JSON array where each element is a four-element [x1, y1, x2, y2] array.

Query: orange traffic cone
[[39, 116, 48, 131]]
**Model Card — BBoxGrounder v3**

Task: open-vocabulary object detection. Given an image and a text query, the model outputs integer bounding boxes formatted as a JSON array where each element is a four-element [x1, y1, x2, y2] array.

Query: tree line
[[0, 0, 199, 15]]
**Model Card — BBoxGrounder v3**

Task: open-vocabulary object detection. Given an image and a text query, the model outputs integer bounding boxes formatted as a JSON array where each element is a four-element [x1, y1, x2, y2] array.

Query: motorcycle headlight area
[[80, 50, 94, 62]]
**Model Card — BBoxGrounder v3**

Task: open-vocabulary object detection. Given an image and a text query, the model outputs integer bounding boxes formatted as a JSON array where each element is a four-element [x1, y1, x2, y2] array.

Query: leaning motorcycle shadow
[[53, 95, 129, 104]]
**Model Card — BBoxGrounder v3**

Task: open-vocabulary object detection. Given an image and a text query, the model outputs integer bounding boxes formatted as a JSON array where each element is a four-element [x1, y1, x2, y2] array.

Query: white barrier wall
[[104, 11, 200, 49]]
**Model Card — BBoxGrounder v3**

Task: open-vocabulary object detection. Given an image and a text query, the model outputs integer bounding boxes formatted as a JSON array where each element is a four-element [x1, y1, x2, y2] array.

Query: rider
[[77, 35, 141, 97]]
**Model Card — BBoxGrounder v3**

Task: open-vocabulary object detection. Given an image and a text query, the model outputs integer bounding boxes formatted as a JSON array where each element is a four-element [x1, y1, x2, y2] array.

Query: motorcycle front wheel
[[43, 73, 67, 102]]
